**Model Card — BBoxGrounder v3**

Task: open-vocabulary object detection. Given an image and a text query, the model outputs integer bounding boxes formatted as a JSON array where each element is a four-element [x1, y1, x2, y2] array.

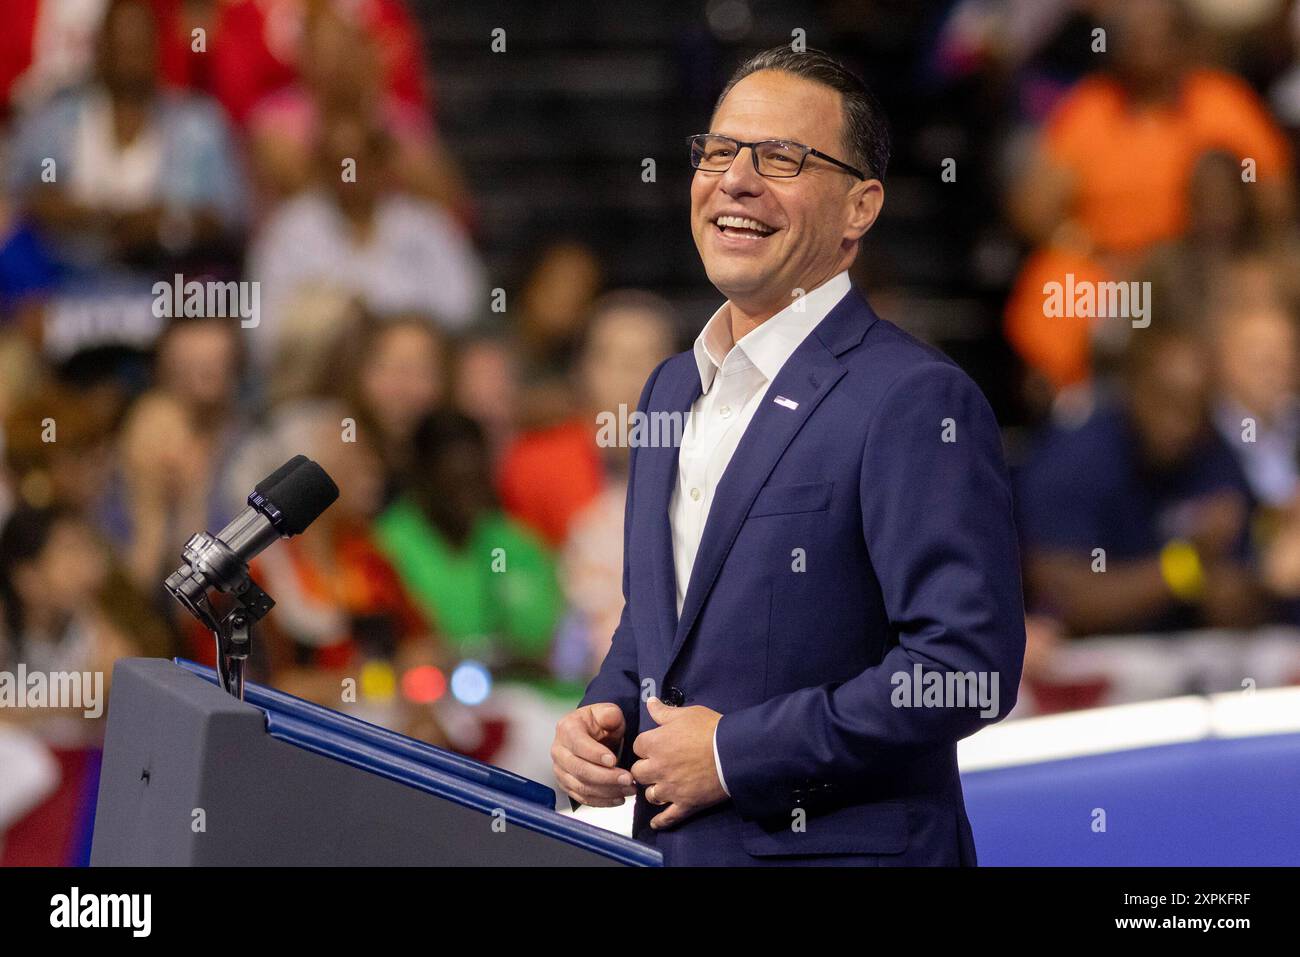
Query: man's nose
[[718, 146, 765, 196]]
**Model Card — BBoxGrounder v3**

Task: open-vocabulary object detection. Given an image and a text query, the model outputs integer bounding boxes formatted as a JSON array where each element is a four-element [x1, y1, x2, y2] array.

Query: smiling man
[[551, 46, 1026, 866]]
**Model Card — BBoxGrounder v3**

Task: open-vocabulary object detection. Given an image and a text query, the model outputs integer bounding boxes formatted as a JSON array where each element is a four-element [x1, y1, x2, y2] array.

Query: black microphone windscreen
[[254, 455, 310, 495], [263, 457, 339, 535]]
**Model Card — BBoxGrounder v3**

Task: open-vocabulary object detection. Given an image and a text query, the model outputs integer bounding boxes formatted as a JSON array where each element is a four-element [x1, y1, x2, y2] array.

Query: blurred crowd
[[987, 0, 1300, 707], [4, 0, 1300, 857], [0, 0, 678, 857]]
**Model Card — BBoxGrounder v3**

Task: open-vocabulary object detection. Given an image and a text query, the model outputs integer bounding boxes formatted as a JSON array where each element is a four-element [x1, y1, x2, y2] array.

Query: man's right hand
[[551, 703, 638, 807]]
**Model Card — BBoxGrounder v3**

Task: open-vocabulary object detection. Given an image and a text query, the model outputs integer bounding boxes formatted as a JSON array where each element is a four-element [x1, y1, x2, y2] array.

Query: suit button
[[663, 686, 685, 707]]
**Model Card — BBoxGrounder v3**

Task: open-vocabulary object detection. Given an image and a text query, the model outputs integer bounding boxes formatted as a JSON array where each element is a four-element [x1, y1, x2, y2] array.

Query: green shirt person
[[375, 410, 572, 697]]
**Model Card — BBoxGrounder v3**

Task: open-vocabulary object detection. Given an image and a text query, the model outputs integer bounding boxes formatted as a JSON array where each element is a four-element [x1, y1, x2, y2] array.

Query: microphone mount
[[166, 531, 276, 700], [166, 527, 275, 696], [166, 489, 287, 700]]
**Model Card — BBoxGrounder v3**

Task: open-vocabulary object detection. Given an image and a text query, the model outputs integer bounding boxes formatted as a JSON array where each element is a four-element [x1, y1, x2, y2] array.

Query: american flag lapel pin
[[773, 395, 799, 410]]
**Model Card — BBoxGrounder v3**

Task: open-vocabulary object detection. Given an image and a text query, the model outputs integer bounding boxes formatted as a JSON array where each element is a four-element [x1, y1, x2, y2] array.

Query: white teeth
[[715, 215, 775, 235]]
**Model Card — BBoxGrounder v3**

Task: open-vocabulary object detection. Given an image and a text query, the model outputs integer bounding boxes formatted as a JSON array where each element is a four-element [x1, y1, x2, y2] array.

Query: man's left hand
[[630, 697, 727, 830]]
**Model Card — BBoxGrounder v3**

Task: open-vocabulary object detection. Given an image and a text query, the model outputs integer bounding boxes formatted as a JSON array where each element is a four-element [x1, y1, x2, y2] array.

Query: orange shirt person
[[1040, 67, 1292, 256], [1004, 0, 1294, 395]]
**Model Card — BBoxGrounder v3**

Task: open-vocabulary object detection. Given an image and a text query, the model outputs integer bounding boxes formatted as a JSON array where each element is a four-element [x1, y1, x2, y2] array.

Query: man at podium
[[550, 47, 1026, 865]]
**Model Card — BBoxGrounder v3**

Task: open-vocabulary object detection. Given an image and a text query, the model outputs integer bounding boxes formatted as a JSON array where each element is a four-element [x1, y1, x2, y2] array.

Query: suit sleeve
[[575, 357, 670, 769], [714, 361, 1027, 820]]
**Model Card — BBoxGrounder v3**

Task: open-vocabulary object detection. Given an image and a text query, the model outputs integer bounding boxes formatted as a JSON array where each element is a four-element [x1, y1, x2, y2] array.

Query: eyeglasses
[[687, 133, 866, 180]]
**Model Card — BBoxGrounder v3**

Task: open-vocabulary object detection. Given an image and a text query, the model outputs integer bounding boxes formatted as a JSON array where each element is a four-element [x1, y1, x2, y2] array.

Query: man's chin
[[704, 261, 776, 301]]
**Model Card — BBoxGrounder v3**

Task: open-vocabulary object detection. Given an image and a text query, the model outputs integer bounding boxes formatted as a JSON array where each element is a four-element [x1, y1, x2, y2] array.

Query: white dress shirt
[[668, 270, 851, 795]]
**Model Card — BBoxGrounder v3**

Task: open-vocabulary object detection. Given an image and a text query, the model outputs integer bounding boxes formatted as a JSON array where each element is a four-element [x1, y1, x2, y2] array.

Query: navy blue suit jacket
[[579, 286, 1026, 865]]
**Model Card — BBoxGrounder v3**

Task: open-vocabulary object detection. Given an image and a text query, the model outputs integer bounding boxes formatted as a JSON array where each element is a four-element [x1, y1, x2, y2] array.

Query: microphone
[[165, 454, 339, 625]]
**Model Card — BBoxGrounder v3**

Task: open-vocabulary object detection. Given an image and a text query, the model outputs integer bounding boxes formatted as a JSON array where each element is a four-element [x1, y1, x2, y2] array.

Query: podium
[[90, 658, 660, 866]]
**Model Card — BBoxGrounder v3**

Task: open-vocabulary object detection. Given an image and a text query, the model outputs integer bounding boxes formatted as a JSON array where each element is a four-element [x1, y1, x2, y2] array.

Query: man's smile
[[709, 212, 781, 248]]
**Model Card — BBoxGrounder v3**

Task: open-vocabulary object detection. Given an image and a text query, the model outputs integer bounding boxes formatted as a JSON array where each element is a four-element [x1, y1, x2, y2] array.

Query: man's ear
[[844, 178, 884, 243]]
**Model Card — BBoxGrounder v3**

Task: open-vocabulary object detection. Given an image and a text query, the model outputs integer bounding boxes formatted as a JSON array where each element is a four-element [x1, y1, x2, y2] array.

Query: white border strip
[[959, 687, 1300, 772], [958, 696, 1209, 772]]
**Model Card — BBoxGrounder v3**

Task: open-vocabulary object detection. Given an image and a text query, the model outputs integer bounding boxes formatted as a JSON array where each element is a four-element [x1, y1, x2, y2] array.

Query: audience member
[[109, 315, 245, 593], [554, 291, 676, 674], [1018, 326, 1266, 636], [6, 0, 246, 276], [331, 313, 449, 503], [247, 110, 483, 365], [499, 291, 675, 548], [246, 0, 467, 215], [4, 383, 119, 528], [451, 330, 521, 467], [1011, 0, 1292, 260], [513, 239, 604, 429], [244, 400, 433, 686], [375, 410, 563, 688], [0, 506, 143, 722], [1208, 276, 1300, 510]]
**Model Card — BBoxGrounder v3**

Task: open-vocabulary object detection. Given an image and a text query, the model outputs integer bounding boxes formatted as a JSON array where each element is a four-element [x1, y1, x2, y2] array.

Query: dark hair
[[0, 505, 73, 646], [409, 409, 489, 471], [405, 410, 496, 545], [716, 46, 890, 181]]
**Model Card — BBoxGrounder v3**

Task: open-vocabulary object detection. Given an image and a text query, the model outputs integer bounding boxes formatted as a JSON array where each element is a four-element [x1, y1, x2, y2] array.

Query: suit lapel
[[646, 360, 702, 653]]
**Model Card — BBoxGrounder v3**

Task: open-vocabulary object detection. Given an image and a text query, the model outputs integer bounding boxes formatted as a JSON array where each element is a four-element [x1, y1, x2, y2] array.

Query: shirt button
[[689, 487, 702, 502], [719, 404, 732, 418]]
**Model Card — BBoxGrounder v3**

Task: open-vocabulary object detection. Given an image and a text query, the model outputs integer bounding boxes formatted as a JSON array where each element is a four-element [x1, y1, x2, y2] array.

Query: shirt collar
[[692, 270, 851, 393]]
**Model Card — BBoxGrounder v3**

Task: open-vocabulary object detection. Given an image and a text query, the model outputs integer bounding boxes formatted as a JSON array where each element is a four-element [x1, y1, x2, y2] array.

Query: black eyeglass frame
[[687, 133, 867, 181]]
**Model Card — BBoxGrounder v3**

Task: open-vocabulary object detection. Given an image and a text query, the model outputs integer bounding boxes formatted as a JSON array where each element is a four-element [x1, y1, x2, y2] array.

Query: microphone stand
[[211, 578, 275, 699]]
